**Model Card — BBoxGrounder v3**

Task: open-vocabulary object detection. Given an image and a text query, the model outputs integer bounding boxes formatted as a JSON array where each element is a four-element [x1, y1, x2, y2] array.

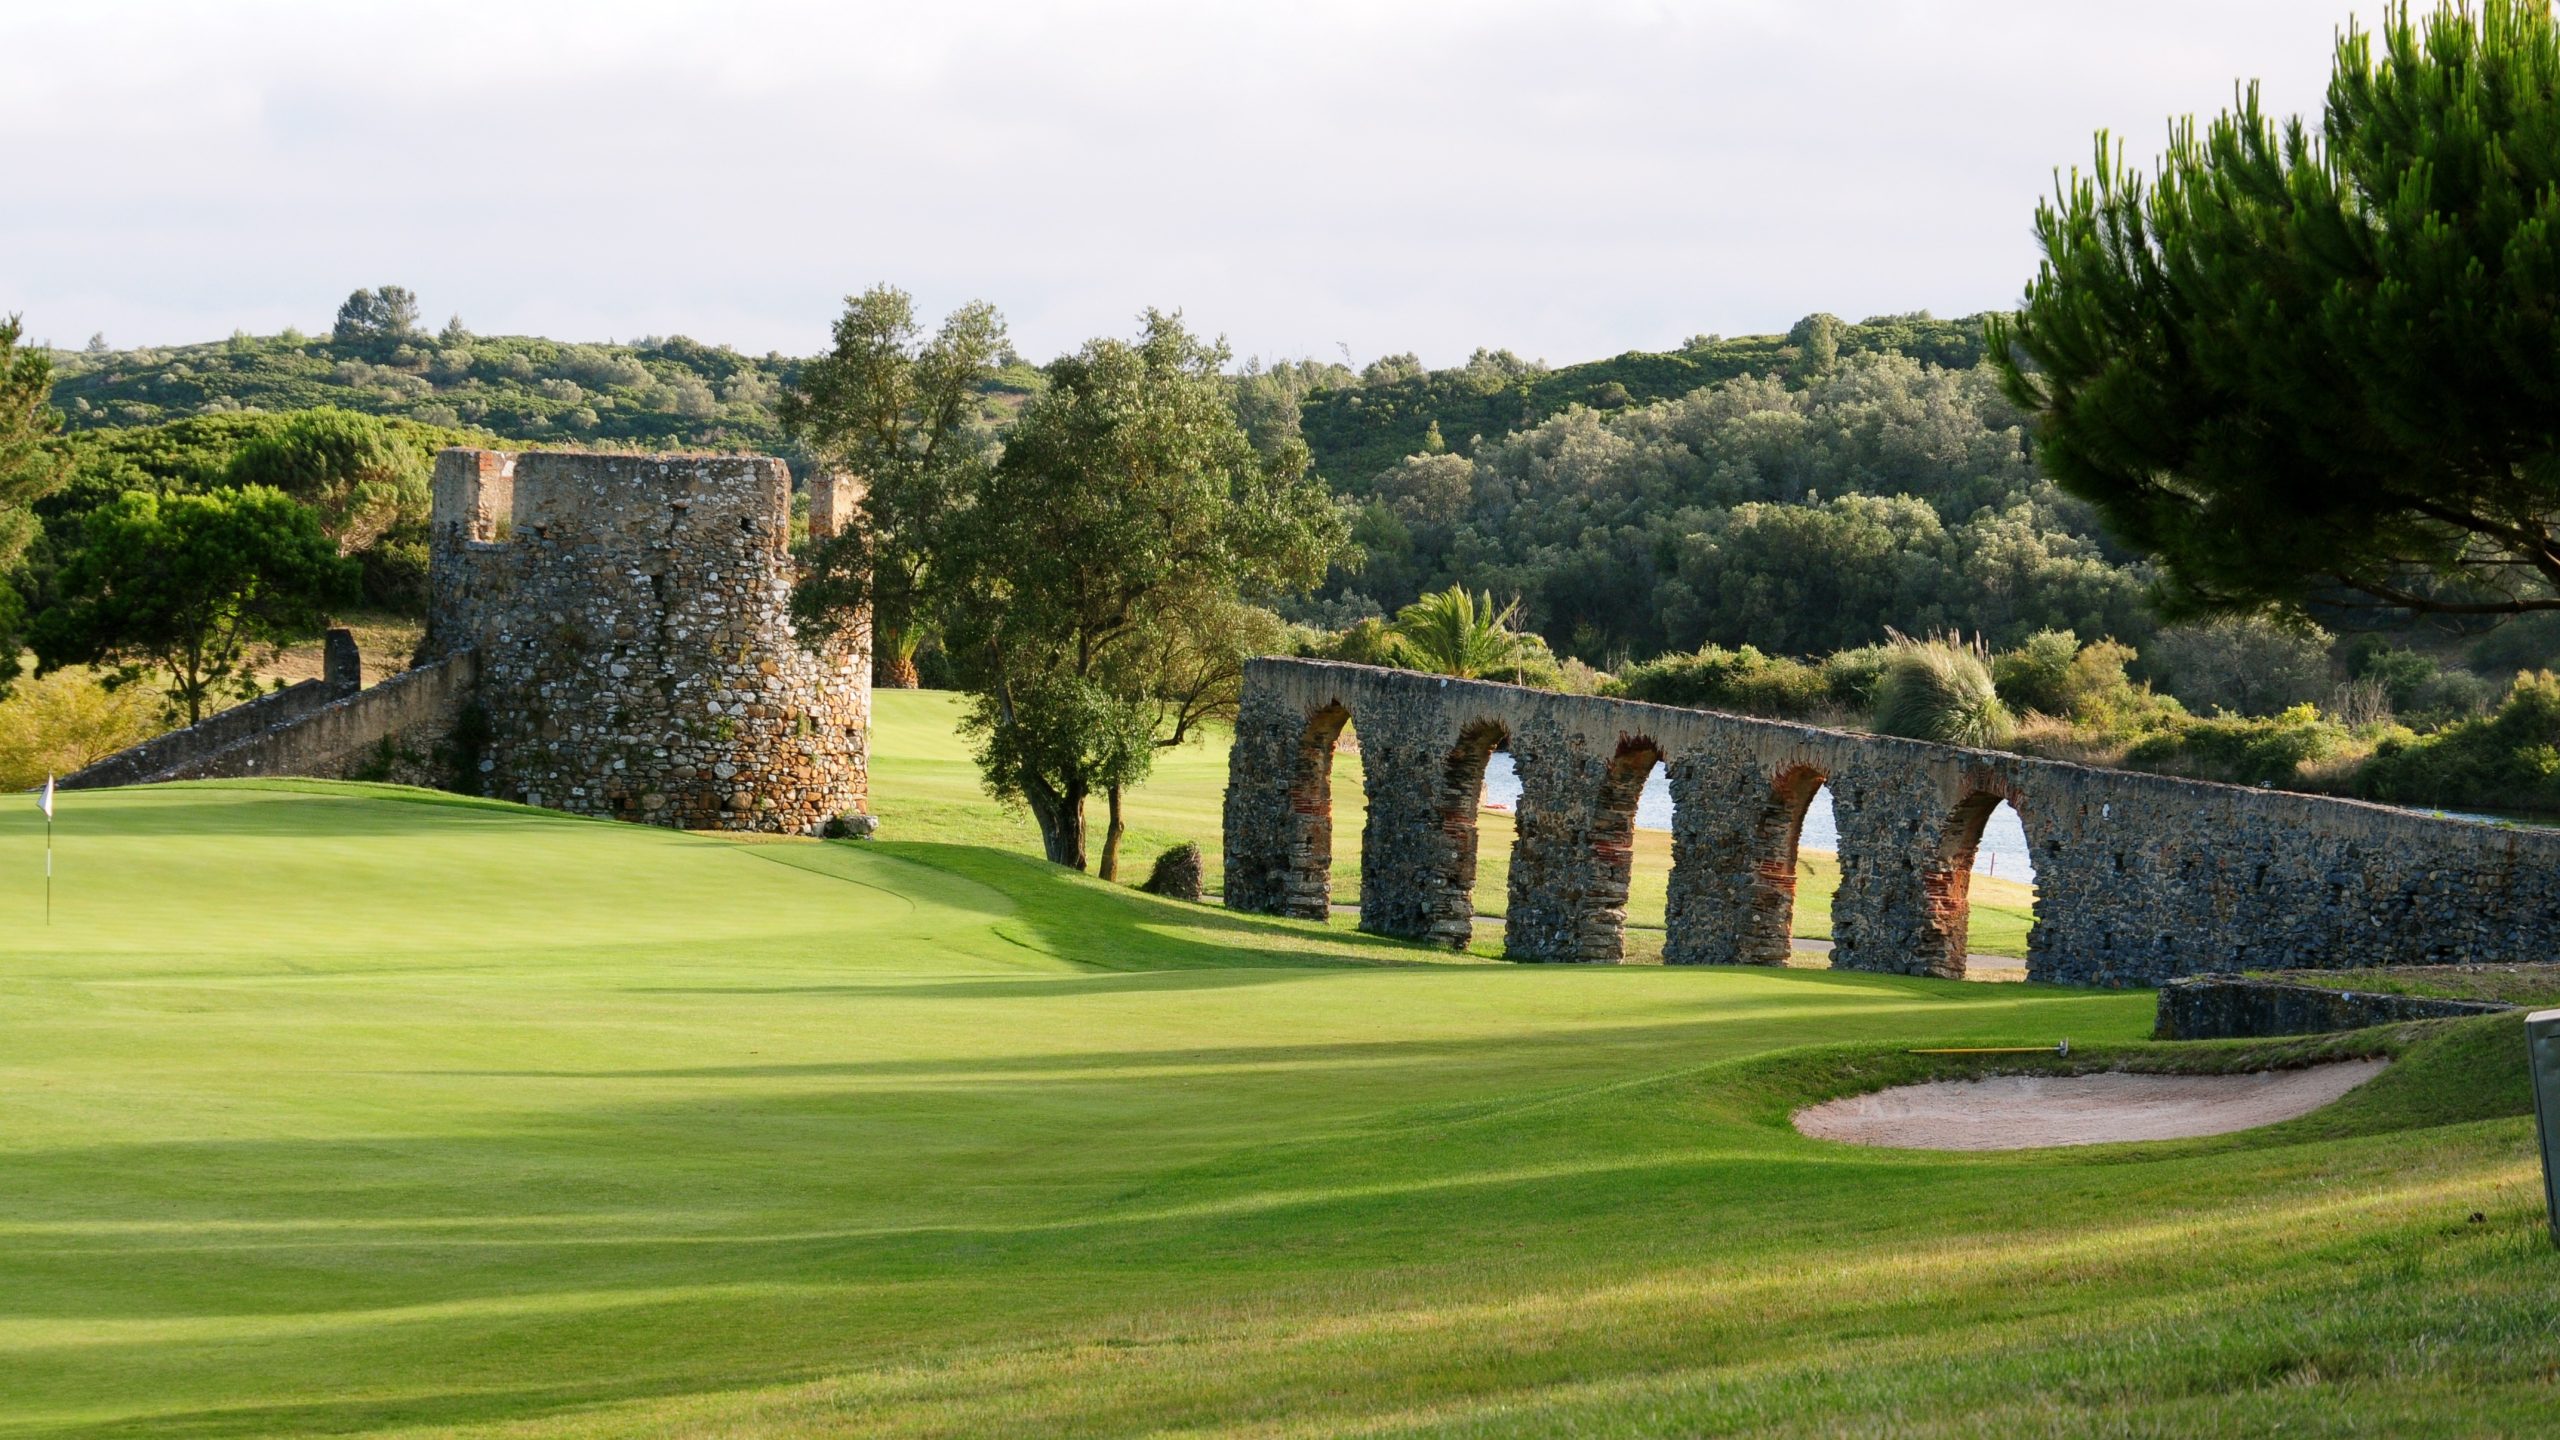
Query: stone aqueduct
[[1223, 658, 2560, 987]]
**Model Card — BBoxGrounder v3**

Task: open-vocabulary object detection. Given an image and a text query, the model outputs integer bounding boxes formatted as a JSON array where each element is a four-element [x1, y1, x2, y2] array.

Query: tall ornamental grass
[[1871, 631, 2014, 748]]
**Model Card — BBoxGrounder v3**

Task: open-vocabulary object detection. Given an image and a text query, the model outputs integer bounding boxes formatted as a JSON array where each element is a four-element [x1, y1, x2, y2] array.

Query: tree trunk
[[1098, 782, 1126, 882], [1023, 773, 1088, 870]]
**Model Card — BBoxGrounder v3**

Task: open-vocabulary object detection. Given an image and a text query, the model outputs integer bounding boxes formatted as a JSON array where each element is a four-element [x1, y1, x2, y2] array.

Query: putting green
[[0, 778, 2550, 1437]]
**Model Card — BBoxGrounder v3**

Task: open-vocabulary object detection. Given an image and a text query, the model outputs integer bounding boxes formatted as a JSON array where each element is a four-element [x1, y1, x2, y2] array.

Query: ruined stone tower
[[427, 448, 870, 833]]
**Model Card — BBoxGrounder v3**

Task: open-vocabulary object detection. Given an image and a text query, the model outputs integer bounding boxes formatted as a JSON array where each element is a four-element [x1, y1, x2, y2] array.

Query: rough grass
[[1, 777, 2554, 1437], [868, 690, 2038, 960]]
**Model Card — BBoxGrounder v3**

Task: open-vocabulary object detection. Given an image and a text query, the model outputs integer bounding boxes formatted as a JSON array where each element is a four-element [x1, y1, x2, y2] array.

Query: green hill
[[0, 702, 2550, 1434], [1295, 312, 1988, 486], [44, 328, 1044, 456], [41, 314, 1979, 485]]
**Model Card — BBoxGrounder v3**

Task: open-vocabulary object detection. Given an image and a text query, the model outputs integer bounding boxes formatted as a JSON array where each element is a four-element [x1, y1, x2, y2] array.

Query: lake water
[[1478, 751, 2036, 883]]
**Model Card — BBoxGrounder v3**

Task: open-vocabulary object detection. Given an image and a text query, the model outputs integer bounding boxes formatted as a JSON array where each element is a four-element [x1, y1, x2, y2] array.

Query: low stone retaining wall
[[159, 649, 479, 786], [81, 649, 479, 790], [2153, 975, 2512, 1039], [60, 631, 363, 790]]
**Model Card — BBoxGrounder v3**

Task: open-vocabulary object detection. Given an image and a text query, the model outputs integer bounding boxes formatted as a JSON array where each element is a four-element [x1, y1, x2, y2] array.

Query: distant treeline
[[45, 320, 1041, 456], [40, 308, 2118, 667], [1281, 315, 2148, 663], [1293, 311, 1986, 486]]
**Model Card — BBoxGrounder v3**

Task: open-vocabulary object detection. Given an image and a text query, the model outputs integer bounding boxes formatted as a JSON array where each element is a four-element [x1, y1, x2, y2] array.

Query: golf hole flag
[[39, 774, 52, 923]]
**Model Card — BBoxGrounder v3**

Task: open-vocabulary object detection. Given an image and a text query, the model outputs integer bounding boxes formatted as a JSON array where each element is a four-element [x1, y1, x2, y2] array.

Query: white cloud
[[0, 0, 2363, 364]]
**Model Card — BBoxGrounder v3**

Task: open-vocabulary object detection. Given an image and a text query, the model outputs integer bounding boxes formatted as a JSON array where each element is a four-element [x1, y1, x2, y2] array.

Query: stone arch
[[1923, 779, 2032, 978], [1578, 733, 1664, 962], [1276, 701, 1352, 920], [1742, 763, 1829, 966], [1418, 718, 1510, 948]]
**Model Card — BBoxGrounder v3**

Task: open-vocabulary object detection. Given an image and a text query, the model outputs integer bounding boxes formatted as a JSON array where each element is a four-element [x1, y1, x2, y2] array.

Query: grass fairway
[[2, 780, 2554, 1437]]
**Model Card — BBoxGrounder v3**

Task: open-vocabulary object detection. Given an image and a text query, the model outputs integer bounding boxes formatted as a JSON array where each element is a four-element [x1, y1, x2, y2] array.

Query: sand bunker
[[1794, 1059, 2387, 1150]]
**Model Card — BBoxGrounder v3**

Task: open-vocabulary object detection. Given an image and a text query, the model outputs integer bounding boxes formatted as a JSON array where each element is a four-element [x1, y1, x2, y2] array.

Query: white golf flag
[[38, 774, 52, 820]]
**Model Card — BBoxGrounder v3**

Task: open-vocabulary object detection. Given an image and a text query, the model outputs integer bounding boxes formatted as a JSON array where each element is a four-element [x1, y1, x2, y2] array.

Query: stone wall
[[61, 630, 363, 790], [427, 449, 869, 833], [150, 650, 481, 786], [1225, 658, 2560, 985], [2154, 975, 2511, 1039]]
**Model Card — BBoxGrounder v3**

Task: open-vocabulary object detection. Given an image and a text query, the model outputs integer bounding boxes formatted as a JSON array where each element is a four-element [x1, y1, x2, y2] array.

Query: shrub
[[2329, 638, 2501, 729], [359, 520, 431, 613], [2341, 637, 2436, 704], [1993, 628, 2170, 738], [0, 668, 170, 789], [2470, 611, 2560, 676], [2142, 616, 2334, 717], [1820, 645, 1893, 709], [2008, 712, 2127, 765], [1871, 633, 2013, 748], [1608, 643, 1830, 719], [1321, 616, 1399, 667], [1991, 628, 2081, 716], [1140, 841, 1204, 901], [2408, 668, 2496, 725], [2357, 671, 2560, 813], [2125, 703, 2351, 787]]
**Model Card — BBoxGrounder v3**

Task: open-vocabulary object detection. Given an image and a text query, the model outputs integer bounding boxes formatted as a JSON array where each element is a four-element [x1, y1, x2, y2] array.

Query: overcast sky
[[0, 0, 2370, 367]]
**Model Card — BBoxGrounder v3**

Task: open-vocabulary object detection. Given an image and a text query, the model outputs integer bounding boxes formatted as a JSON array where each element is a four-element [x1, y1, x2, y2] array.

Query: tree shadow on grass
[[754, 839, 1451, 974]]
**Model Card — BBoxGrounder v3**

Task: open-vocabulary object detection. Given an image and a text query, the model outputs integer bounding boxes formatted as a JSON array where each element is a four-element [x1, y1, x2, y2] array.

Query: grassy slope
[[0, 774, 2552, 1436], [867, 689, 2036, 959]]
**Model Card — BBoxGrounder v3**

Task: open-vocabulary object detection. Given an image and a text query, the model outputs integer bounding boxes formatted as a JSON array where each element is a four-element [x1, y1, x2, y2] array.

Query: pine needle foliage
[[1992, 0, 2560, 622]]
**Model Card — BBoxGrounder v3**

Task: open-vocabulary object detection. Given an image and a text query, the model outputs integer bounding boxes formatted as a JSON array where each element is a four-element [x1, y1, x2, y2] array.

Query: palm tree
[[1387, 585, 1537, 680]]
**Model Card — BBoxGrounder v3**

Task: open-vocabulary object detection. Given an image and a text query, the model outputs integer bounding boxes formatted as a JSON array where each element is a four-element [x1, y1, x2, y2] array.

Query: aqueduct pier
[[1222, 658, 2560, 986]]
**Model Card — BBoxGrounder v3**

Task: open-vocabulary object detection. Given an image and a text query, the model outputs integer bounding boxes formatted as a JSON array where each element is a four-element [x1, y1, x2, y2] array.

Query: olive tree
[[939, 313, 1348, 871], [780, 285, 1007, 688]]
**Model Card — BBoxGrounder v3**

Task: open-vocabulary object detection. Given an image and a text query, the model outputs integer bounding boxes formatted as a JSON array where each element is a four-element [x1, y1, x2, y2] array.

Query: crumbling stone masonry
[[68, 448, 870, 836], [1224, 658, 2560, 986], [61, 630, 365, 789], [428, 449, 870, 833]]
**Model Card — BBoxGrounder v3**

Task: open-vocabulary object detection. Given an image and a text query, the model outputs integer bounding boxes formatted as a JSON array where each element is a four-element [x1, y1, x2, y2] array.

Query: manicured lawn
[[868, 689, 2037, 959], [0, 776, 2551, 1437]]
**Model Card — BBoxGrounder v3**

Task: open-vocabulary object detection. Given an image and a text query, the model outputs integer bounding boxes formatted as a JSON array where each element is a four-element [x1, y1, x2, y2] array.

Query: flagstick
[[39, 774, 53, 926]]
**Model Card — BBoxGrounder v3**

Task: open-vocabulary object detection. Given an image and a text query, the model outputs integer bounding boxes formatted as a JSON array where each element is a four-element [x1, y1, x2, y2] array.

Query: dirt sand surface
[[1794, 1059, 2388, 1150]]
